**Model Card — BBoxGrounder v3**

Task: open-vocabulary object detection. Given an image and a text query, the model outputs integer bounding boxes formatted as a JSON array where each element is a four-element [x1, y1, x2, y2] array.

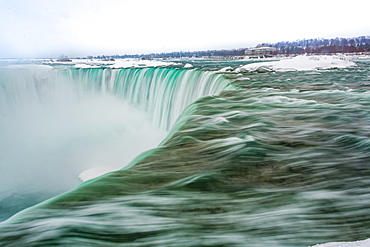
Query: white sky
[[1, 0, 369, 58]]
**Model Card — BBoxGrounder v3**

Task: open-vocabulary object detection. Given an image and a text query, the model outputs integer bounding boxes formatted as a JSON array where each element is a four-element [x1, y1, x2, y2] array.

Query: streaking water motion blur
[[0, 62, 230, 221], [0, 57, 369, 246]]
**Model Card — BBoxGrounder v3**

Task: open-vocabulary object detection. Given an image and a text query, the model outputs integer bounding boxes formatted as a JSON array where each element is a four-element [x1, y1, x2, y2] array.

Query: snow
[[235, 55, 357, 72], [310, 238, 370, 247], [107, 59, 179, 69], [43, 58, 180, 69], [347, 54, 370, 62], [74, 64, 100, 69], [184, 63, 193, 68], [78, 167, 117, 182], [218, 66, 234, 72]]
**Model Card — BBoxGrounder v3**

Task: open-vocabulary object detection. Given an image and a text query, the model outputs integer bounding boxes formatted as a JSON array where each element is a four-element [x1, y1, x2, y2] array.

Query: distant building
[[57, 54, 72, 62], [245, 46, 277, 57]]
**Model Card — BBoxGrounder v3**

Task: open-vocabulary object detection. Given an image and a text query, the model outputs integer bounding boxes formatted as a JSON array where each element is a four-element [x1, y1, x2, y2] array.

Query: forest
[[259, 36, 370, 55]]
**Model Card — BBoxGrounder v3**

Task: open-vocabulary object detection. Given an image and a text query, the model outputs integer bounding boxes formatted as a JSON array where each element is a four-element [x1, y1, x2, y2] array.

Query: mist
[[0, 64, 166, 219]]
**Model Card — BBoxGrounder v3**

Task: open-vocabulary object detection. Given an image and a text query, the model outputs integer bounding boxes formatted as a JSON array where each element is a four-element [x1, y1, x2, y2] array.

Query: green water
[[0, 60, 369, 246], [0, 65, 231, 223], [62, 67, 231, 130]]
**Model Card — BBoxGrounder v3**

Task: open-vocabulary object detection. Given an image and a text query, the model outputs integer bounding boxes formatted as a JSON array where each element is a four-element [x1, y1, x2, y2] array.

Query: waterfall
[[0, 64, 231, 221], [61, 67, 231, 130], [1, 66, 231, 134]]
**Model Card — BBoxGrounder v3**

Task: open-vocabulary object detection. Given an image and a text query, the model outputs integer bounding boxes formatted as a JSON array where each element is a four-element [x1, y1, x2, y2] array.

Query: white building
[[245, 46, 277, 57]]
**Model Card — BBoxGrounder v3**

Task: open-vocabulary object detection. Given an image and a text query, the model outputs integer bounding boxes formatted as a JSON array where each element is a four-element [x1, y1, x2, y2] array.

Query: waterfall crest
[[61, 67, 231, 130]]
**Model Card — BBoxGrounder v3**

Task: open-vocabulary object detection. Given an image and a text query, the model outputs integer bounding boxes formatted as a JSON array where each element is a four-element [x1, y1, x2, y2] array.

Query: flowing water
[[0, 59, 369, 246]]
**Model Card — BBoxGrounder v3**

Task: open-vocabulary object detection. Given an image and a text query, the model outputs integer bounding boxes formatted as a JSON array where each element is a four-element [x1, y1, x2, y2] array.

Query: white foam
[[236, 55, 357, 72]]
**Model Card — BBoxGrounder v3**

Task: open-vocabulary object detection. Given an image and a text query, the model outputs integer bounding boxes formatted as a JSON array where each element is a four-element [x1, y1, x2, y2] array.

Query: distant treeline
[[259, 36, 370, 55], [85, 35, 370, 59], [86, 49, 246, 60]]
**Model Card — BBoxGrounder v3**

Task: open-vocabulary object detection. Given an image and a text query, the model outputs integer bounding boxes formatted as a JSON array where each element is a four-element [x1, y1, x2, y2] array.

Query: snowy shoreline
[[49, 54, 366, 71], [42, 58, 181, 69], [236, 55, 357, 72], [310, 238, 370, 247], [213, 55, 359, 73], [2, 53, 369, 71]]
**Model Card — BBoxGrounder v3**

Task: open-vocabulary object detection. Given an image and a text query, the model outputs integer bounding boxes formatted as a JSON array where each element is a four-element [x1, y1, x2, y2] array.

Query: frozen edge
[[310, 238, 370, 247], [232, 55, 358, 73]]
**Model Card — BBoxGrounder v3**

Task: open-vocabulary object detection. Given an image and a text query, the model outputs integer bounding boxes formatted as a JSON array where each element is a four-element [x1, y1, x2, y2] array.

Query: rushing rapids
[[0, 58, 369, 246]]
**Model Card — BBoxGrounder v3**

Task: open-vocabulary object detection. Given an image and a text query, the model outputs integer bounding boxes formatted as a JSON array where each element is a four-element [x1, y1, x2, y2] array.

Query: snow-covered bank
[[234, 55, 357, 72], [43, 58, 180, 69], [311, 238, 370, 247], [107, 59, 180, 69]]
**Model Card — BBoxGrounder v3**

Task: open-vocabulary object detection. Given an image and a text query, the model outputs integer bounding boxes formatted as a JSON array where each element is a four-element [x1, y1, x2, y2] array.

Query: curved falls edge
[[1, 65, 370, 246]]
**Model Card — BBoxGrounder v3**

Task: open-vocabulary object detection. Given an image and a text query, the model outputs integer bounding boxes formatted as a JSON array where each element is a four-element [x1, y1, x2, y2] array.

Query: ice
[[107, 59, 179, 69], [78, 167, 117, 182], [236, 55, 357, 72], [184, 63, 193, 68], [218, 66, 234, 72], [42, 58, 180, 69], [74, 64, 100, 69], [311, 238, 370, 247]]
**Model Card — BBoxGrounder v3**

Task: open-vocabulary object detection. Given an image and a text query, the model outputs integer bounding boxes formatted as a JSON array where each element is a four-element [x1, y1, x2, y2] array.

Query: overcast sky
[[1, 0, 369, 58]]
